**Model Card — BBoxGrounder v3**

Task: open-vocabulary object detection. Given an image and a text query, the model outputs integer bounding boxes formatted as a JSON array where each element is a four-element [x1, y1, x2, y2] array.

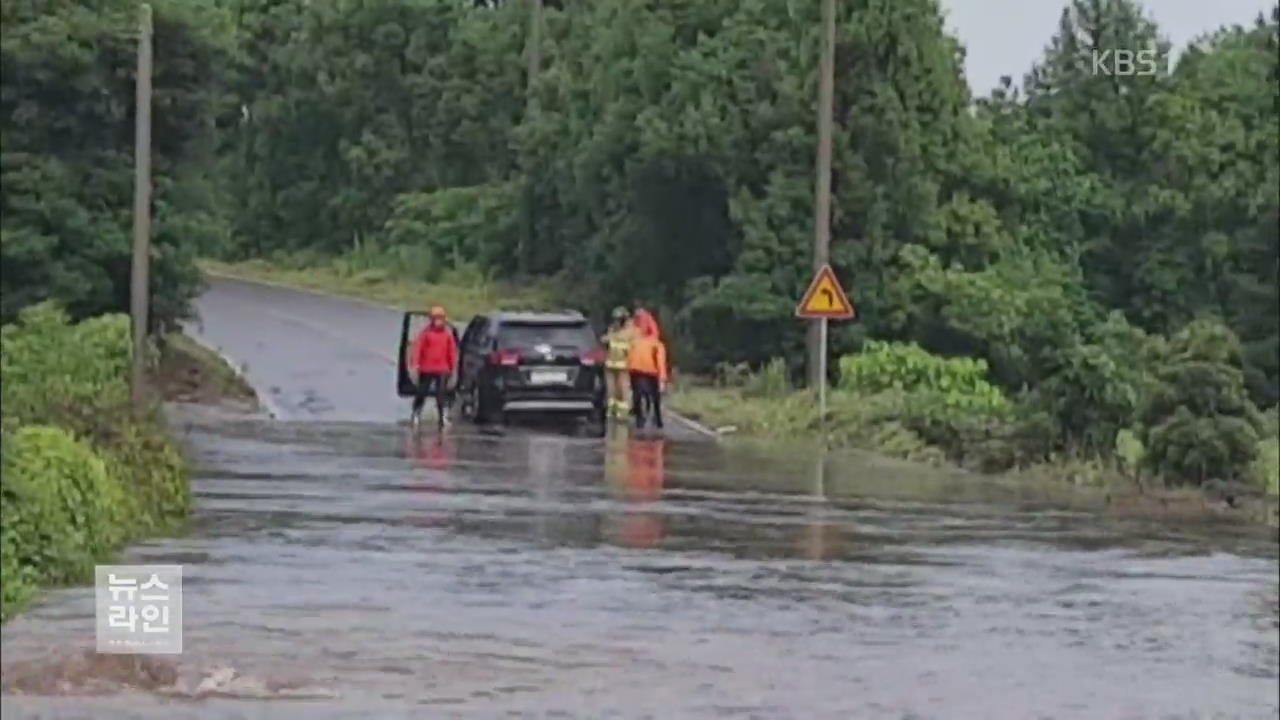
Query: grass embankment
[[202, 256, 557, 319], [155, 333, 259, 412], [193, 258, 1279, 525], [0, 303, 259, 622], [672, 357, 1280, 525], [672, 384, 1279, 525]]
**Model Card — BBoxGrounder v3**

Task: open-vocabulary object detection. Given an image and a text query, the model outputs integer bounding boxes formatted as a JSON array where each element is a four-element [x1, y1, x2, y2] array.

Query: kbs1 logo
[[1091, 48, 1162, 76]]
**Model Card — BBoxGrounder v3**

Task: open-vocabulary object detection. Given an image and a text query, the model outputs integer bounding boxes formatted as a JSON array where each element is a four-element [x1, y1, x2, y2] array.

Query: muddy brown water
[[2, 278, 1276, 719]]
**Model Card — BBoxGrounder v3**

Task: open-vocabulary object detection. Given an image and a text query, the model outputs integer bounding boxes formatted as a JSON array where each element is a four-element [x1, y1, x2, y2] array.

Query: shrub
[[743, 357, 791, 399], [1114, 428, 1146, 479], [1249, 436, 1279, 495], [824, 391, 948, 466], [0, 302, 138, 440], [383, 183, 520, 275], [1140, 319, 1264, 485], [1034, 313, 1155, 454], [100, 423, 191, 536], [839, 340, 1008, 414], [0, 302, 190, 621], [1, 425, 130, 620], [833, 342, 1037, 470]]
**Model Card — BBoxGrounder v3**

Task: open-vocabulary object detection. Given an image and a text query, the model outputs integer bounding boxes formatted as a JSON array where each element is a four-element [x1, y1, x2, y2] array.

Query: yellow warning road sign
[[796, 264, 855, 319]]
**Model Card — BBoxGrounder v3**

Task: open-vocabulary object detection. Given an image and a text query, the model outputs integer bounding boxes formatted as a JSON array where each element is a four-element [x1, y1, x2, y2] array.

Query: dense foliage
[[0, 304, 190, 620], [0, 0, 234, 328], [2, 0, 1275, 489]]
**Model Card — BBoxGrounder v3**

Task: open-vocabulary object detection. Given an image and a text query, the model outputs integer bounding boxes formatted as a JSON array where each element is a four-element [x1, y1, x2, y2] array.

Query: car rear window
[[498, 322, 597, 352]]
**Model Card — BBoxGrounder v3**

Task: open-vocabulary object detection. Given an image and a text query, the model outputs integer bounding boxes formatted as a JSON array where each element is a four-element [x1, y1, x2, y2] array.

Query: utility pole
[[526, 0, 542, 112], [130, 3, 154, 413], [808, 0, 837, 418], [520, 0, 543, 276]]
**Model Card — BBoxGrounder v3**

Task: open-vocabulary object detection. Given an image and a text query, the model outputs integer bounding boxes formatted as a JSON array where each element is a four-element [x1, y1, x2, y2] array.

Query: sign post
[[795, 264, 856, 423]]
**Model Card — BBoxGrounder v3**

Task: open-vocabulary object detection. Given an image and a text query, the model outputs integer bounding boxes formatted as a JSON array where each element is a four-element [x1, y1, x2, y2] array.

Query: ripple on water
[[3, 414, 1277, 718]]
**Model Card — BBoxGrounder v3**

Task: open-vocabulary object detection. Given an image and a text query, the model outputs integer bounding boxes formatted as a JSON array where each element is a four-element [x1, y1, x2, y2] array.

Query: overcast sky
[[940, 0, 1275, 94]]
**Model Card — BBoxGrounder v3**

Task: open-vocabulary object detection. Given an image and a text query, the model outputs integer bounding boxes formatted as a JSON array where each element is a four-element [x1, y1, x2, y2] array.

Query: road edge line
[[203, 269, 404, 312], [179, 327, 287, 420], [667, 406, 719, 439], [201, 270, 717, 440]]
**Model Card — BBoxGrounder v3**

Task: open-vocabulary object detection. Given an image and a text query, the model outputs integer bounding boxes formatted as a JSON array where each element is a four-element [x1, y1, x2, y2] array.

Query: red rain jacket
[[412, 326, 458, 374]]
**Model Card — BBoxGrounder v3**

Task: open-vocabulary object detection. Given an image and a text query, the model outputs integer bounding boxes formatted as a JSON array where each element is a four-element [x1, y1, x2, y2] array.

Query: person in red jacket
[[410, 306, 458, 428]]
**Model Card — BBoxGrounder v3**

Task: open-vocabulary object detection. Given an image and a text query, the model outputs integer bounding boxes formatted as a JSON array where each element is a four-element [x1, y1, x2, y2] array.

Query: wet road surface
[[2, 278, 1277, 719]]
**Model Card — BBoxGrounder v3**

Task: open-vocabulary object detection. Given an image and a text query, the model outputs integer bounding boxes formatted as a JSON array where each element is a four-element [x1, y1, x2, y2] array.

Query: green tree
[[1142, 318, 1264, 485], [0, 0, 234, 328]]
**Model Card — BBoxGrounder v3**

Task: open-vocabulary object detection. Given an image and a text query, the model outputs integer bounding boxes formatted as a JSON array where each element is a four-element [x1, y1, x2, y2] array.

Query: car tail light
[[580, 348, 607, 365], [488, 351, 521, 366]]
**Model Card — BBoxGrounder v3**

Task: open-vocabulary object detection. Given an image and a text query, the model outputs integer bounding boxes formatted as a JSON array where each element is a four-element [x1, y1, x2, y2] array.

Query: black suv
[[456, 311, 607, 432]]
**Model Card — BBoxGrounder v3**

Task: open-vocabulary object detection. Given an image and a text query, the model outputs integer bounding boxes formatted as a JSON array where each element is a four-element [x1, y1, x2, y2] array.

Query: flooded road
[[3, 278, 1277, 719]]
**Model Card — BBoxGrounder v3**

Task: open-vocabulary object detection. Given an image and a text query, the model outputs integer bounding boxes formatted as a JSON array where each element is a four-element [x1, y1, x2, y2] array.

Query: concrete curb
[[200, 269, 719, 439], [179, 327, 287, 420], [668, 410, 720, 440]]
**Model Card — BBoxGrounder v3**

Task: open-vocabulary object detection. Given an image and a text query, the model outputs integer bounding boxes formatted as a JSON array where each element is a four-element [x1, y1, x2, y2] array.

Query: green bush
[[0, 302, 190, 621], [1034, 313, 1154, 453], [1114, 428, 1146, 478], [831, 342, 1041, 470], [1140, 319, 1264, 486], [743, 357, 791, 399], [1, 425, 131, 620], [0, 302, 137, 440], [383, 183, 520, 276], [1249, 436, 1279, 495], [100, 423, 191, 536], [823, 390, 948, 465], [1255, 407, 1280, 495], [839, 341, 1009, 414]]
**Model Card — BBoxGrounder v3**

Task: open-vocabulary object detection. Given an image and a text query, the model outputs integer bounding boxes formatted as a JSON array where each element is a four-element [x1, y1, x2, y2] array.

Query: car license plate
[[529, 369, 569, 385]]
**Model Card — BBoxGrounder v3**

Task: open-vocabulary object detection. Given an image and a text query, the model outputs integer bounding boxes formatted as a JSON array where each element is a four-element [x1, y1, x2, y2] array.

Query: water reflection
[[605, 428, 667, 549], [403, 431, 456, 530], [800, 450, 841, 560], [405, 431, 456, 474]]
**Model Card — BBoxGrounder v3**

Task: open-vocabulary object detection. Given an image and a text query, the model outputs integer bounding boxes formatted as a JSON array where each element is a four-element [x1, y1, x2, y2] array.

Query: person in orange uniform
[[627, 308, 668, 430], [409, 306, 458, 429]]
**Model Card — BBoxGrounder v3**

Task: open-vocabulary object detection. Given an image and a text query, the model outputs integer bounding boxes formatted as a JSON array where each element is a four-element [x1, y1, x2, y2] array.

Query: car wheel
[[459, 384, 476, 422], [583, 404, 607, 438], [469, 384, 488, 425]]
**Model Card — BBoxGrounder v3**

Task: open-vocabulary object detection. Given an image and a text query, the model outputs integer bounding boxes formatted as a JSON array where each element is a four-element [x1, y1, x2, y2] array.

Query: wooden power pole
[[807, 0, 837, 407], [526, 0, 542, 112], [518, 0, 543, 276], [130, 3, 154, 413]]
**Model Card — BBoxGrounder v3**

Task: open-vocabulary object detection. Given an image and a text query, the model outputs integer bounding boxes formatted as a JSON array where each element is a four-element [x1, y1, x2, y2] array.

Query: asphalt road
[[186, 275, 708, 438]]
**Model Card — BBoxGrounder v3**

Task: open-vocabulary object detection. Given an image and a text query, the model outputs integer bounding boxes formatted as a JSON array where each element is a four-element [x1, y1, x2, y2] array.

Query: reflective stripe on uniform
[[605, 326, 634, 369]]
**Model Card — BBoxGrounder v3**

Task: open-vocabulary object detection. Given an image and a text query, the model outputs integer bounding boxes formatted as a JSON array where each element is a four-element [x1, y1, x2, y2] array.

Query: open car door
[[396, 311, 462, 397]]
